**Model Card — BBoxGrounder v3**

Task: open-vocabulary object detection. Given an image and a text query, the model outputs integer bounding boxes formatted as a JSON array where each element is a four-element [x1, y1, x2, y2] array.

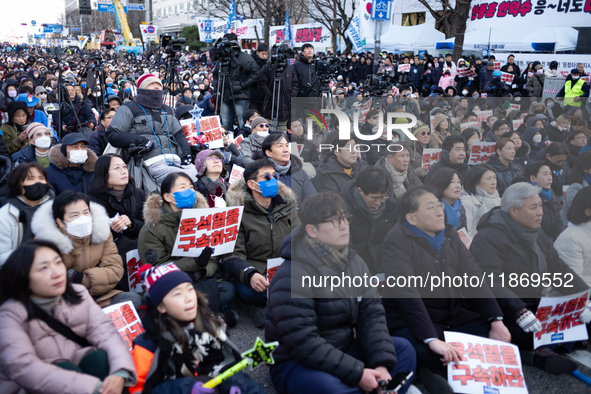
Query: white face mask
[[536, 69, 544, 74], [515, 97, 521, 102], [64, 215, 93, 238], [68, 149, 88, 164], [8, 90, 17, 98], [462, 90, 468, 95], [257, 131, 269, 138], [532, 134, 542, 144], [34, 136, 51, 149]]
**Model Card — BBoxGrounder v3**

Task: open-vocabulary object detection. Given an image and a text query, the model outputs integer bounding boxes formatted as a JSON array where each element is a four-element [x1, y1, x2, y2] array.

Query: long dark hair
[[91, 154, 134, 194], [567, 151, 591, 185], [0, 240, 83, 318], [428, 167, 459, 198], [6, 162, 52, 199]]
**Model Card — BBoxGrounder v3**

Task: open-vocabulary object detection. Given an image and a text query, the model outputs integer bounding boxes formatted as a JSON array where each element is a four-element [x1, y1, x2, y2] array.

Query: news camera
[[161, 35, 186, 55], [213, 37, 241, 66], [270, 43, 293, 74], [366, 73, 394, 96]]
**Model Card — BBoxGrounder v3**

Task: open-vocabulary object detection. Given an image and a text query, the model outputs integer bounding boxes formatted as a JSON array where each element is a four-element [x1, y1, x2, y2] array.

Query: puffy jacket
[[540, 191, 565, 241], [212, 51, 261, 101], [429, 113, 451, 149], [526, 74, 545, 98], [554, 221, 591, 287], [0, 285, 137, 394], [277, 156, 317, 205], [46, 144, 96, 195], [59, 96, 95, 133], [31, 202, 124, 307], [221, 178, 298, 283], [11, 144, 50, 167], [239, 134, 263, 166], [522, 126, 546, 161], [486, 155, 523, 196], [460, 191, 501, 238], [258, 63, 299, 121], [1, 123, 28, 156], [314, 156, 366, 194], [249, 52, 268, 106], [293, 54, 319, 97], [265, 226, 397, 387], [381, 222, 503, 341], [409, 64, 424, 88]]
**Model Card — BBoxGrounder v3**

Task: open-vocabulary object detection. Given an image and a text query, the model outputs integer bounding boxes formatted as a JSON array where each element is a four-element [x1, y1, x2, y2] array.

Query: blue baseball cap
[[16, 93, 40, 107], [493, 70, 502, 77]]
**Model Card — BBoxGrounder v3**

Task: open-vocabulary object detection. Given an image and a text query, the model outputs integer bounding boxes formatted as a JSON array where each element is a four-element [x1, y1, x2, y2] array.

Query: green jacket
[[1, 123, 28, 155], [138, 191, 218, 276], [221, 178, 299, 284]]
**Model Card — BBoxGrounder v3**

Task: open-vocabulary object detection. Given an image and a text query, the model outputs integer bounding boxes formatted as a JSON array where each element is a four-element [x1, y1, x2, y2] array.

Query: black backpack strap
[[31, 303, 91, 348]]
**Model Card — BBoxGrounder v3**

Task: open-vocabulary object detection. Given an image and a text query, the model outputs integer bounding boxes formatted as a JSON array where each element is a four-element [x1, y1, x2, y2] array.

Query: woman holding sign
[[0, 240, 137, 394]]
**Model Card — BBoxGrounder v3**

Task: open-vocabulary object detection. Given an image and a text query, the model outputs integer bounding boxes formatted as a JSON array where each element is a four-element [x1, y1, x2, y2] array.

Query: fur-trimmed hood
[[224, 177, 295, 207], [48, 144, 98, 172], [143, 191, 209, 227], [31, 201, 112, 255]]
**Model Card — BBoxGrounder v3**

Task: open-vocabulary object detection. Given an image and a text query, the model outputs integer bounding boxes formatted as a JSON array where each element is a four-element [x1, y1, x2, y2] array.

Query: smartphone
[[383, 371, 414, 393]]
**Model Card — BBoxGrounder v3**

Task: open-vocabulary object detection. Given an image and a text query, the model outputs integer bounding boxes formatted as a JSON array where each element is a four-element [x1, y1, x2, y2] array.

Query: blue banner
[[225, 1, 236, 33], [284, 9, 292, 43]]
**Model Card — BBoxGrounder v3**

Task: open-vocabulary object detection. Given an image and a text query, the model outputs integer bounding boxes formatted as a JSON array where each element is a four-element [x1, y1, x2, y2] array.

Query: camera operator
[[210, 33, 261, 131], [249, 43, 269, 113], [258, 44, 299, 132], [294, 44, 320, 97]]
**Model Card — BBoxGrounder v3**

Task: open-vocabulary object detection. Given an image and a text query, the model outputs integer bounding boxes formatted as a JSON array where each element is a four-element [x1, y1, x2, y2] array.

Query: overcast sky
[[0, 0, 65, 39]]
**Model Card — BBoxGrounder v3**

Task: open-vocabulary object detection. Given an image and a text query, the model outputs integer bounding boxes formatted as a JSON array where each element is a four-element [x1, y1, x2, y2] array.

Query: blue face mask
[[172, 189, 196, 209], [258, 178, 278, 198], [81, 83, 86, 88], [125, 87, 131, 92], [107, 82, 113, 87]]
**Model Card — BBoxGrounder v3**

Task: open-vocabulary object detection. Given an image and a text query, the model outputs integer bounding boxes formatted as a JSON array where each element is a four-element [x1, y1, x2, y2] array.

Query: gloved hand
[[195, 246, 214, 268], [192, 381, 215, 394], [181, 154, 193, 166], [67, 269, 84, 284], [516, 308, 542, 333], [578, 301, 591, 324]]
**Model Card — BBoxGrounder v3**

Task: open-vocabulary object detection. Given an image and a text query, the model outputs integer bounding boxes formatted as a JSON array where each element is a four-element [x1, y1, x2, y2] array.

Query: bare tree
[[298, 0, 356, 53], [416, 0, 472, 61]]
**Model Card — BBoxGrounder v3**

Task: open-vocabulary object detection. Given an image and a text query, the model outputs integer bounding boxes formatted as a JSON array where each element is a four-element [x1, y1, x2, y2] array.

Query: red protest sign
[[468, 141, 496, 165], [233, 134, 244, 151], [126, 249, 142, 293], [267, 258, 284, 284], [457, 67, 468, 77], [493, 61, 501, 71], [172, 206, 244, 257], [512, 118, 524, 130], [465, 69, 477, 78], [103, 301, 144, 351], [229, 165, 245, 184], [397, 63, 410, 73], [501, 72, 514, 84], [460, 121, 481, 132], [359, 98, 373, 123], [421, 148, 442, 170], [534, 290, 589, 348], [199, 116, 224, 149]]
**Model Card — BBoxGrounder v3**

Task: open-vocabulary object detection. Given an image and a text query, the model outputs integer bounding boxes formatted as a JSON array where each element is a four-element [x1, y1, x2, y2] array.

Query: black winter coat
[[258, 64, 299, 121], [293, 54, 319, 97], [424, 150, 471, 186], [290, 134, 319, 165], [88, 124, 109, 156], [486, 155, 523, 196], [381, 222, 503, 341], [277, 156, 317, 206], [249, 52, 268, 105], [314, 156, 366, 194], [265, 226, 397, 387], [60, 96, 95, 133], [540, 192, 566, 241], [212, 51, 261, 102]]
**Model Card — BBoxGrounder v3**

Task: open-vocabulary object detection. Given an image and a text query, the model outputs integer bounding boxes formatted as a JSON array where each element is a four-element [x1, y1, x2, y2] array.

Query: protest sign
[[390, 86, 399, 96], [510, 104, 520, 111], [460, 121, 482, 132], [289, 142, 303, 157], [475, 110, 493, 123], [397, 63, 410, 73], [501, 72, 514, 84], [103, 301, 144, 351], [457, 228, 473, 250], [445, 332, 527, 394], [126, 249, 142, 293], [466, 69, 477, 78], [481, 93, 488, 98], [493, 61, 501, 71], [534, 290, 589, 349], [429, 115, 436, 132], [199, 116, 224, 149], [233, 134, 243, 151], [267, 258, 284, 284], [421, 148, 442, 170], [229, 165, 245, 184], [512, 118, 524, 130], [359, 98, 373, 123], [180, 118, 199, 145], [172, 206, 244, 257], [457, 67, 468, 77], [468, 141, 496, 165]]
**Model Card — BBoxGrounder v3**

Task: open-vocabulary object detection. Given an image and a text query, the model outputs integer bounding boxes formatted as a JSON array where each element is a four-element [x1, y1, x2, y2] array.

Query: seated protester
[[11, 122, 53, 168], [218, 127, 243, 175], [405, 121, 432, 179], [194, 149, 228, 208], [375, 143, 422, 200], [240, 117, 269, 166], [221, 159, 298, 327], [500, 131, 530, 173], [261, 132, 317, 205], [428, 167, 466, 229], [525, 161, 566, 240], [565, 130, 588, 167], [381, 186, 509, 394], [30, 190, 141, 310], [555, 186, 591, 287], [487, 139, 523, 196], [340, 167, 398, 275], [1, 100, 30, 155], [522, 126, 548, 161], [358, 109, 381, 136], [46, 133, 97, 196], [0, 78, 18, 113], [88, 109, 115, 156], [0, 241, 137, 394], [461, 164, 501, 238], [266, 192, 417, 394], [288, 118, 319, 166], [484, 119, 510, 143], [59, 85, 96, 134], [129, 263, 256, 394], [109, 94, 124, 110], [461, 127, 482, 163], [175, 87, 195, 108], [546, 113, 572, 142], [560, 151, 591, 226], [470, 183, 591, 373], [0, 163, 54, 266], [314, 136, 365, 194], [533, 142, 571, 197], [15, 91, 57, 137], [424, 135, 471, 185], [429, 113, 451, 149], [237, 108, 258, 138]]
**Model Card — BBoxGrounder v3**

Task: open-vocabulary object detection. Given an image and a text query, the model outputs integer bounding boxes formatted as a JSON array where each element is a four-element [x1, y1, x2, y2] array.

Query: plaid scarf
[[303, 234, 349, 268]]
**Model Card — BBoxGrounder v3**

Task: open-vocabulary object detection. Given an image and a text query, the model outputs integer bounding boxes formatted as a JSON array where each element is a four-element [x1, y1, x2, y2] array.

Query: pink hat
[[137, 73, 163, 90]]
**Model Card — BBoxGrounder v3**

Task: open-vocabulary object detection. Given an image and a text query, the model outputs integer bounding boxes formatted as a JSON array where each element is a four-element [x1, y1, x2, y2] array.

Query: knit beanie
[[25, 122, 48, 139], [409, 120, 430, 136], [502, 100, 511, 110], [137, 73, 163, 90], [195, 149, 225, 176], [139, 263, 192, 306], [250, 116, 267, 130]]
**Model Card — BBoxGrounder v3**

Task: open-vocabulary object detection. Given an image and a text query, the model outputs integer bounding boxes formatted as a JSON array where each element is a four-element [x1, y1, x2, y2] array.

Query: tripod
[[262, 63, 292, 131], [163, 52, 182, 107], [214, 59, 240, 129]]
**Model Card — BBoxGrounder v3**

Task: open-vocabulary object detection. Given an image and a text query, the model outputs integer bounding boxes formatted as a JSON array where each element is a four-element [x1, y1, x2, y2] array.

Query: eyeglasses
[[319, 213, 353, 228], [206, 156, 222, 162], [110, 165, 128, 173], [261, 172, 280, 181], [257, 124, 270, 128], [368, 195, 389, 203]]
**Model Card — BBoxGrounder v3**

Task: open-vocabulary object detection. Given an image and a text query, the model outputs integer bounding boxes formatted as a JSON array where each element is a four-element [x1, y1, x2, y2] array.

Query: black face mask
[[23, 182, 49, 201]]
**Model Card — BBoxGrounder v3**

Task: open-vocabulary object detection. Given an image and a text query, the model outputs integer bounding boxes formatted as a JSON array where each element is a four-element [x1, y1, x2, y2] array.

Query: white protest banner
[[229, 165, 245, 184], [512, 118, 524, 130], [267, 258, 284, 284], [126, 249, 142, 293], [429, 115, 436, 132], [196, 18, 264, 41], [475, 110, 494, 123], [468, 141, 497, 165], [510, 104, 521, 111], [421, 148, 442, 169], [180, 118, 199, 145], [445, 332, 527, 394], [172, 206, 244, 257], [493, 61, 502, 71], [534, 290, 590, 349], [466, 69, 478, 78], [103, 301, 144, 351], [460, 121, 482, 132], [457, 228, 473, 249], [360, 98, 373, 123], [233, 134, 244, 151], [198, 116, 224, 149], [501, 72, 514, 84], [397, 63, 411, 73], [457, 67, 468, 77], [496, 53, 591, 77]]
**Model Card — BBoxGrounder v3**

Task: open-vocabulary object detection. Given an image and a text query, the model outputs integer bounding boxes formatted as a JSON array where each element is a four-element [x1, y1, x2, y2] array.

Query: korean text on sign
[[172, 206, 245, 257], [397, 64, 411, 73], [445, 332, 528, 394], [421, 148, 442, 170], [199, 116, 224, 149], [468, 141, 496, 165], [534, 290, 589, 348], [103, 301, 144, 351], [180, 118, 199, 145], [475, 110, 494, 124], [126, 249, 142, 293]]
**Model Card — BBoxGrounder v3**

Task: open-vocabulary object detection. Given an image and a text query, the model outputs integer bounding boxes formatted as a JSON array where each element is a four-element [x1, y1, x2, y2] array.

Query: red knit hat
[[137, 73, 163, 90]]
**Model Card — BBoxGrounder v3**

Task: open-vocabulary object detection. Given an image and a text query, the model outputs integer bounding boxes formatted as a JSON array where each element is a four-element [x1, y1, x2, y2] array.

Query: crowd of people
[[0, 36, 590, 394]]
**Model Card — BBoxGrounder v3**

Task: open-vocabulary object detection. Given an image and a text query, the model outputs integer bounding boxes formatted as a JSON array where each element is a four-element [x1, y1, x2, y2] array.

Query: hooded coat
[[526, 73, 545, 97], [554, 221, 591, 287], [429, 113, 451, 149], [522, 126, 546, 161], [46, 145, 97, 195], [30, 202, 124, 307], [1, 100, 29, 155]]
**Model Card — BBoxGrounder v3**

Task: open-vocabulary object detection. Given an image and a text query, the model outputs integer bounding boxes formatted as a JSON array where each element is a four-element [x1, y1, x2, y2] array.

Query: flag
[[225, 1, 237, 33], [284, 9, 292, 43]]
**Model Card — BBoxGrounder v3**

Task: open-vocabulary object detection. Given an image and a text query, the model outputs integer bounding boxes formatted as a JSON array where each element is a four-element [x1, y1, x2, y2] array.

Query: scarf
[[353, 188, 385, 222], [8, 196, 41, 243], [403, 221, 445, 255], [442, 198, 462, 229], [30, 295, 61, 316], [134, 88, 164, 109], [384, 159, 407, 199], [35, 148, 49, 157], [205, 177, 226, 197], [498, 210, 547, 275], [529, 181, 552, 201], [271, 159, 291, 176], [476, 186, 500, 200], [251, 132, 267, 145], [303, 234, 349, 268], [109, 188, 126, 202]]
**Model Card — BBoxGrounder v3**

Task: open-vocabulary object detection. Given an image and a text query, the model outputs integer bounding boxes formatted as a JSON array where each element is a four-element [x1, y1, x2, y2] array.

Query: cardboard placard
[[126, 249, 142, 293], [229, 165, 245, 184], [103, 301, 144, 351], [501, 72, 514, 84], [468, 141, 496, 165], [233, 134, 244, 151], [421, 148, 442, 170], [460, 121, 482, 132], [172, 207, 244, 257], [397, 63, 410, 73], [445, 332, 527, 394], [180, 118, 199, 145], [534, 290, 589, 349], [267, 258, 284, 284], [457, 227, 473, 250], [475, 110, 493, 124], [198, 116, 224, 149], [512, 119, 524, 130]]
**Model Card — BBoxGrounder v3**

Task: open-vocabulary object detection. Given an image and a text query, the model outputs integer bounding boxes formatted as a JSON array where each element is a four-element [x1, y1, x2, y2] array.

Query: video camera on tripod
[[213, 37, 241, 66], [366, 73, 395, 96], [269, 43, 293, 74], [161, 35, 186, 55], [313, 56, 340, 82]]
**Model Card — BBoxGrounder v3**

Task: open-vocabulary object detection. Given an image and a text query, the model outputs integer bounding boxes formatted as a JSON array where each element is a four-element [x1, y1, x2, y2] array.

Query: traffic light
[[79, 0, 92, 14]]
